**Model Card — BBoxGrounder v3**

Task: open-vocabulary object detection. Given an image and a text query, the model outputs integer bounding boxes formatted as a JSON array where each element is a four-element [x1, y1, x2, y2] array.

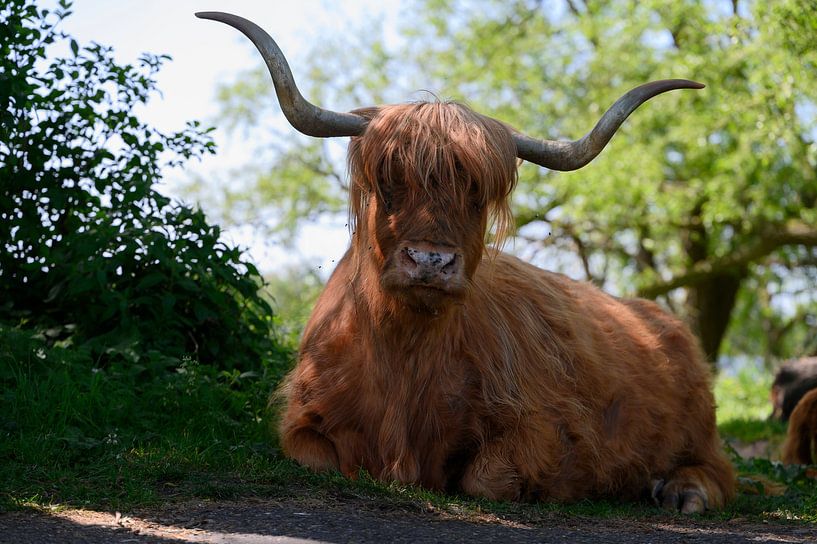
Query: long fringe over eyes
[[348, 101, 519, 248]]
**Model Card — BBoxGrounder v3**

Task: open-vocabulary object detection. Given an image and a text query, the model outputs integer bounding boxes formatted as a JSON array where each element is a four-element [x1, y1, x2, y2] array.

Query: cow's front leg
[[460, 439, 523, 501], [461, 421, 565, 501], [380, 450, 421, 485], [280, 412, 339, 473], [280, 408, 372, 478]]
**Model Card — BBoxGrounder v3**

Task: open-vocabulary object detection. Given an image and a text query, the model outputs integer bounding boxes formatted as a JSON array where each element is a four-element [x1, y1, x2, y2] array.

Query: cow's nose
[[399, 245, 460, 283]]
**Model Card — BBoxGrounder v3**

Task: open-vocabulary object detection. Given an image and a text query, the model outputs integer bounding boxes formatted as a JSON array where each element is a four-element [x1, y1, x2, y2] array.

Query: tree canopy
[[210, 0, 816, 365]]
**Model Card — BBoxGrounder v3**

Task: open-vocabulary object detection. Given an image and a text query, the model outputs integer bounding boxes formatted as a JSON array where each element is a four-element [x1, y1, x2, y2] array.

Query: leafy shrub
[[0, 0, 286, 371]]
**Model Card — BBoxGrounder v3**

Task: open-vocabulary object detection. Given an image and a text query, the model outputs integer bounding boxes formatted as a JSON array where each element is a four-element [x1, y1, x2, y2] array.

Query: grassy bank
[[1, 325, 815, 522], [0, 325, 290, 510]]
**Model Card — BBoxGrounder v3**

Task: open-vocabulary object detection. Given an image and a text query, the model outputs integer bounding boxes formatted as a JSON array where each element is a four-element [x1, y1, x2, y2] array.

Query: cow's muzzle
[[398, 245, 460, 284], [383, 241, 466, 307]]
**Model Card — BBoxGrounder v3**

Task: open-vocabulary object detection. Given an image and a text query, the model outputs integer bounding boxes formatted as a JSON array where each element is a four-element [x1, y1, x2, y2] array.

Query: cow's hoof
[[651, 478, 708, 514]]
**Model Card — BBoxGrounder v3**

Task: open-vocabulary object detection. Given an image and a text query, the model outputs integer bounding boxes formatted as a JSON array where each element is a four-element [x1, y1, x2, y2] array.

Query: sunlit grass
[[715, 363, 788, 443], [715, 363, 775, 423]]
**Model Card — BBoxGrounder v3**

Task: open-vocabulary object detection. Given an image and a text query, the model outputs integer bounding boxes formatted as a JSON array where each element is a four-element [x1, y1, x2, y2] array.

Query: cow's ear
[[350, 106, 381, 124]]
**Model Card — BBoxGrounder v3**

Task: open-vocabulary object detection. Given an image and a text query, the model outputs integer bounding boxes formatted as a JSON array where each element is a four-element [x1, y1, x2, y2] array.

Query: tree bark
[[684, 269, 747, 364]]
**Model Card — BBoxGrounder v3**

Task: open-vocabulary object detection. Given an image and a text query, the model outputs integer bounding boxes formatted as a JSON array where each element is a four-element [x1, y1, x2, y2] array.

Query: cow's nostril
[[440, 254, 458, 276], [401, 247, 420, 271]]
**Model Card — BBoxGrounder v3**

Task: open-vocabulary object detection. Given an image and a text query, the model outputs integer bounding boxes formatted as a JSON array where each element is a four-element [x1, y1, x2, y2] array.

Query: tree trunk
[[679, 203, 746, 366], [684, 269, 747, 365]]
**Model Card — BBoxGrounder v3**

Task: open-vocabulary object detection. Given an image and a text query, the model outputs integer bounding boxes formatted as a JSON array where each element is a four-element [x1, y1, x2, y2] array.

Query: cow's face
[[349, 103, 517, 312]]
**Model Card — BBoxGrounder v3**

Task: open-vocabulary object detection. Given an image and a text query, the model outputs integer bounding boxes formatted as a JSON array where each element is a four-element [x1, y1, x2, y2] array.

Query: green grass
[[0, 324, 291, 511], [2, 324, 815, 524], [715, 364, 789, 443], [714, 364, 816, 523]]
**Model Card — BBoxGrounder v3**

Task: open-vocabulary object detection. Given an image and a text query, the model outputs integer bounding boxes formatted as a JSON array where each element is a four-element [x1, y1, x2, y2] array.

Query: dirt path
[[2, 497, 815, 544]]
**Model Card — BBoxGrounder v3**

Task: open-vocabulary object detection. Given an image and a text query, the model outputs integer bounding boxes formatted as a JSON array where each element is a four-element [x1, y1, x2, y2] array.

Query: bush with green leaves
[[0, 0, 286, 371]]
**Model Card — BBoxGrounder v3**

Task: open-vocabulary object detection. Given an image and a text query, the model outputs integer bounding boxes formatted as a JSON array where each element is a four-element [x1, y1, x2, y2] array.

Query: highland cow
[[782, 388, 817, 465], [198, 12, 736, 512], [771, 357, 817, 422]]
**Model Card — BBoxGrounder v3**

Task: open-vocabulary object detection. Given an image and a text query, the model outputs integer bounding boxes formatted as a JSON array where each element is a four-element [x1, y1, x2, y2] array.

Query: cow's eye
[[380, 186, 393, 212], [454, 158, 466, 176], [468, 181, 483, 211]]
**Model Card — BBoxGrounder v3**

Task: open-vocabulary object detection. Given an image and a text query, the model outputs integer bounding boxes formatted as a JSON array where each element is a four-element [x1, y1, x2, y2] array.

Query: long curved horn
[[513, 79, 704, 171], [195, 12, 367, 138]]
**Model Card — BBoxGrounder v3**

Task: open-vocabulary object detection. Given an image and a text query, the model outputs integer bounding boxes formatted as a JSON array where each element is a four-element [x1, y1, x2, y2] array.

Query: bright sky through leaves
[[49, 0, 404, 274]]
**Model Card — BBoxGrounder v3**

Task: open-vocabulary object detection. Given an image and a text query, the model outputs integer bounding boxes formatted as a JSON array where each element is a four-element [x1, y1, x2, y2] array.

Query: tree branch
[[638, 221, 817, 298], [565, 0, 582, 17]]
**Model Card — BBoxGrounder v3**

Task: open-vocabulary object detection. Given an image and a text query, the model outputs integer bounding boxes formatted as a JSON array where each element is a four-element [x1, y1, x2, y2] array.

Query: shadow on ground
[[2, 497, 814, 544]]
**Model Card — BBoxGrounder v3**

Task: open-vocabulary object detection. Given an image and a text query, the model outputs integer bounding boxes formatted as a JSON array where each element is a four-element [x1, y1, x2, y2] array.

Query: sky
[[51, 0, 404, 275]]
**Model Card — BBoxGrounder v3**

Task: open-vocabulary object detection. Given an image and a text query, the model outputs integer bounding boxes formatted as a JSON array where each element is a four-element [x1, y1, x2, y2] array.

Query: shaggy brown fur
[[782, 388, 817, 465], [771, 357, 817, 422], [277, 101, 735, 512]]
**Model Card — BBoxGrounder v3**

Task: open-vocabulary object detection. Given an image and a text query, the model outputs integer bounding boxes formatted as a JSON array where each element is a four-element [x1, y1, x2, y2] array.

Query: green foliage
[[715, 363, 776, 423], [715, 363, 788, 443], [728, 456, 817, 522], [265, 267, 325, 345], [713, 366, 815, 523], [408, 0, 817, 361], [0, 0, 283, 370], [722, 263, 817, 363], [719, 418, 787, 445]]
